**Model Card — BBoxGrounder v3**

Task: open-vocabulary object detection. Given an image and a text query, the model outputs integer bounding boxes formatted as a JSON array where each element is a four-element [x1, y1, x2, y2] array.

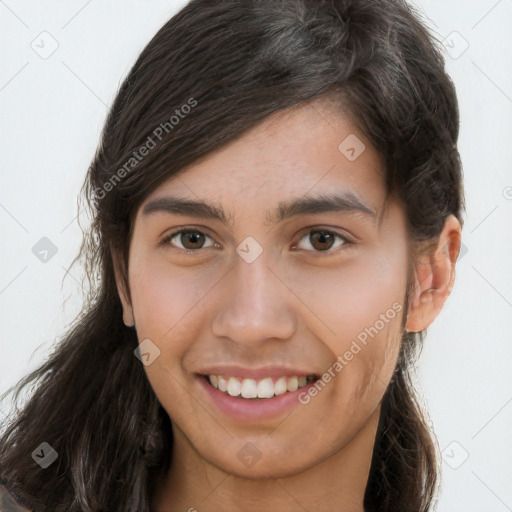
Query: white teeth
[[286, 376, 298, 392], [218, 376, 227, 392], [241, 378, 258, 398], [257, 377, 274, 398], [227, 377, 241, 397], [274, 377, 288, 396], [206, 374, 315, 399]]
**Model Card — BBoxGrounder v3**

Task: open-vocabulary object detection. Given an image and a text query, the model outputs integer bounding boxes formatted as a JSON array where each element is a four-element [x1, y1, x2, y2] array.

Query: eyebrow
[[142, 191, 378, 227]]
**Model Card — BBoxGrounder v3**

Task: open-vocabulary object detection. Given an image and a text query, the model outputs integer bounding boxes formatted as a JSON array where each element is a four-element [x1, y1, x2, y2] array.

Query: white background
[[1, 1, 511, 510]]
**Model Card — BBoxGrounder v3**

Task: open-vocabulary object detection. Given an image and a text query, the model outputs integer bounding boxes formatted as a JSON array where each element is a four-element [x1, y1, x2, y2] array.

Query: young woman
[[0, 0, 464, 510]]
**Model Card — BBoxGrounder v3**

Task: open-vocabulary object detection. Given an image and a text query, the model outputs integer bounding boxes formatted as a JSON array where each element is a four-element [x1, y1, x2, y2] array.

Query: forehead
[[139, 101, 387, 222]]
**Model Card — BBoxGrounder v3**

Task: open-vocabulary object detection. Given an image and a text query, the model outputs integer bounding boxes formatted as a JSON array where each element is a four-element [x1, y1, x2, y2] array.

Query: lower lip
[[197, 375, 319, 423]]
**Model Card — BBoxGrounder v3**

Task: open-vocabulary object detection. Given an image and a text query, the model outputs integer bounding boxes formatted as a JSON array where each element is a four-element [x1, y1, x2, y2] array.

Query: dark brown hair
[[0, 0, 464, 510]]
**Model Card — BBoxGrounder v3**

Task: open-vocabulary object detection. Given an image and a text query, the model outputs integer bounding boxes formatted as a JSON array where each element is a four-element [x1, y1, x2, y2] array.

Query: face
[[116, 100, 412, 479]]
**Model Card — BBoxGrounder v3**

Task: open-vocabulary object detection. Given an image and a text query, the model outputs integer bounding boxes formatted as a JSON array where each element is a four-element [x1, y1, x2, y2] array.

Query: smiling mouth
[[201, 374, 319, 399]]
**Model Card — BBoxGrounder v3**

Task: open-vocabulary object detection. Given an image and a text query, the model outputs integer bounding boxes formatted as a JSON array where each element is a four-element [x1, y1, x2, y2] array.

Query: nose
[[211, 249, 296, 347]]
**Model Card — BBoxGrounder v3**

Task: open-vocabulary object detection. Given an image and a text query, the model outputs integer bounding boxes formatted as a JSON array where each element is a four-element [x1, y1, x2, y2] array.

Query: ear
[[110, 245, 135, 327], [406, 214, 462, 333]]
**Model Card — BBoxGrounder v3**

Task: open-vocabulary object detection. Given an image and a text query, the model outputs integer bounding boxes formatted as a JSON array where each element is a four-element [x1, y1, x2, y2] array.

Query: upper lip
[[198, 365, 319, 379]]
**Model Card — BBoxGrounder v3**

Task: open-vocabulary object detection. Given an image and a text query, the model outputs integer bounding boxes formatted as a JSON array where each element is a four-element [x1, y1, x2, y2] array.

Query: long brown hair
[[0, 0, 464, 510]]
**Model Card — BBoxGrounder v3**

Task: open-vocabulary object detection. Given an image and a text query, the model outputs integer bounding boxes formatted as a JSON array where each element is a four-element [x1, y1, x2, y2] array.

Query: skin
[[112, 99, 462, 512]]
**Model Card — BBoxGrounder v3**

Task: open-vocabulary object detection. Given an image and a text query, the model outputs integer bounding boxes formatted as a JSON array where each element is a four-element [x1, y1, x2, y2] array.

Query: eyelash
[[160, 227, 353, 256]]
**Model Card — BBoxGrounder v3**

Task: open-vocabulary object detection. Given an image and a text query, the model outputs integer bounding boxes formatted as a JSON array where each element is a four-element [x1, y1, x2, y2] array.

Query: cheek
[[284, 252, 406, 408], [127, 258, 215, 414], [282, 250, 407, 346], [128, 256, 212, 350]]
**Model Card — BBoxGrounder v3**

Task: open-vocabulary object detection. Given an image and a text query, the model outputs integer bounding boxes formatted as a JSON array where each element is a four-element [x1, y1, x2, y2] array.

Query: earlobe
[[406, 215, 462, 333], [110, 246, 135, 327]]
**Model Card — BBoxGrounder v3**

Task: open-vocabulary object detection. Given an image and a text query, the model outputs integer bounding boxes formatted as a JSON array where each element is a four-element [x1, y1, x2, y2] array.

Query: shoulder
[[0, 484, 34, 512]]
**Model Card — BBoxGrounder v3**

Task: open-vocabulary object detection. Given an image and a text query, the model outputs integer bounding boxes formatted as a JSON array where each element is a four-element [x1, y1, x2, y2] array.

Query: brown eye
[[310, 231, 335, 251], [180, 231, 206, 249], [162, 229, 216, 252], [295, 229, 350, 253]]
